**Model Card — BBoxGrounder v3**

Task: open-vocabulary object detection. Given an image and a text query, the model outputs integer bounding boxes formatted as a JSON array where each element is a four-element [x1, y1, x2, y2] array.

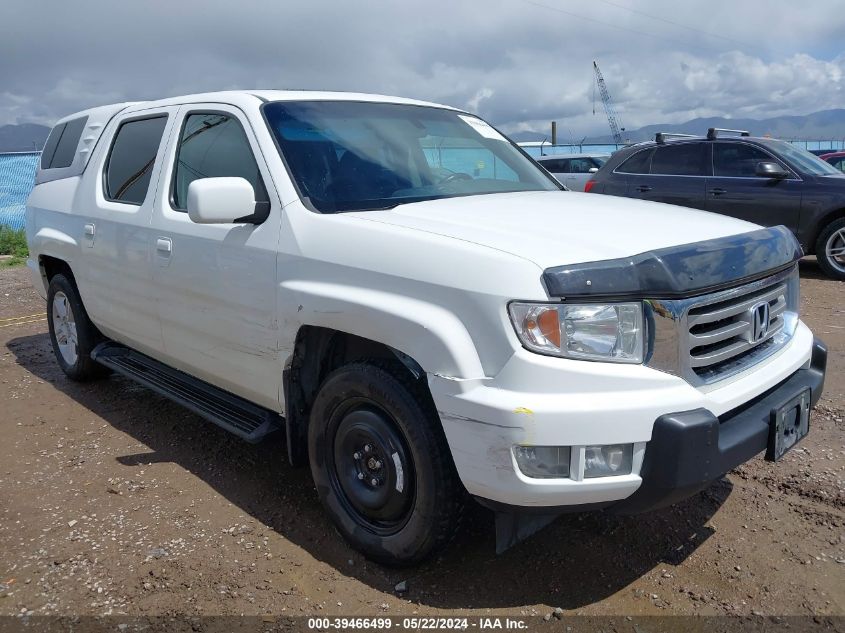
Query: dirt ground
[[0, 261, 842, 620]]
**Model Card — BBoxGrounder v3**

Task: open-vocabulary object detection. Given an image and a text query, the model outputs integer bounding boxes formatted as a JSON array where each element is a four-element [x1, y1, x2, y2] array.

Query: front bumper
[[430, 322, 824, 510], [612, 337, 826, 514]]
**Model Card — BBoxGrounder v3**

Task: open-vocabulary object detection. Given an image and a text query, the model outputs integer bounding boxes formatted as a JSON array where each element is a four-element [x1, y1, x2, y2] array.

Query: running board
[[91, 342, 282, 443]]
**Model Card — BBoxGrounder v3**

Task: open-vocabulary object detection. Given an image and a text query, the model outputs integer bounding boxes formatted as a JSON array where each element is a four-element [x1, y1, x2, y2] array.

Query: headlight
[[508, 302, 644, 363]]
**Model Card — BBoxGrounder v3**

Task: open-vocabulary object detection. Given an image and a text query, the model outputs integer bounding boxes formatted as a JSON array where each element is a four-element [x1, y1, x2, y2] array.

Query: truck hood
[[350, 190, 761, 269]]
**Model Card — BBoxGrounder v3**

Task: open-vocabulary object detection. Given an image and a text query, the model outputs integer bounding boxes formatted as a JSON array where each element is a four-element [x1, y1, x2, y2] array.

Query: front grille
[[677, 269, 798, 386]]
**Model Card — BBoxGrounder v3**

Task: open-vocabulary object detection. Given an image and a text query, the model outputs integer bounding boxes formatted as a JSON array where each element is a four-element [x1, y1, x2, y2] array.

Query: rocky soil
[[0, 261, 842, 621]]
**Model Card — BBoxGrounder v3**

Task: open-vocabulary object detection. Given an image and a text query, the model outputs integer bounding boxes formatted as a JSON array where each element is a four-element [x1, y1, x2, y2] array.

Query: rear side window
[[651, 143, 707, 176], [40, 116, 88, 169], [105, 116, 168, 205], [713, 143, 783, 177], [616, 149, 652, 174], [172, 112, 268, 211]]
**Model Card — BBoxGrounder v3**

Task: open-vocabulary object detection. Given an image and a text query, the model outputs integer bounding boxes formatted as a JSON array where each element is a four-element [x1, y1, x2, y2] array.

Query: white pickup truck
[[26, 91, 826, 565]]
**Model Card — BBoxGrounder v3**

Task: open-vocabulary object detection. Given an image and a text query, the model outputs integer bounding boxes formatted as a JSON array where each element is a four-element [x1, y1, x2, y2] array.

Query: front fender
[[281, 279, 485, 379]]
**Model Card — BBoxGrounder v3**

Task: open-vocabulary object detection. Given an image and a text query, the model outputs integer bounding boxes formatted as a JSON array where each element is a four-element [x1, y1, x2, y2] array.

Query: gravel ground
[[0, 261, 842, 620]]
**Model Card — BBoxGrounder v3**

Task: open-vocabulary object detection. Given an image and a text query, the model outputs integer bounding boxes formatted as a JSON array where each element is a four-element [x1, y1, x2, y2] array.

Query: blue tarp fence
[[0, 152, 39, 230]]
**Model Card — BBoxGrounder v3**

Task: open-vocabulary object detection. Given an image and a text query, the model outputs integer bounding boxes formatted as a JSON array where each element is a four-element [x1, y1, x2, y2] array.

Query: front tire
[[815, 217, 845, 280], [47, 274, 108, 381], [308, 361, 465, 566]]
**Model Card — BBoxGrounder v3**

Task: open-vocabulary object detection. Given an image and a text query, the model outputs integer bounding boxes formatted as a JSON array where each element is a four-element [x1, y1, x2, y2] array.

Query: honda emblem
[[749, 301, 771, 343]]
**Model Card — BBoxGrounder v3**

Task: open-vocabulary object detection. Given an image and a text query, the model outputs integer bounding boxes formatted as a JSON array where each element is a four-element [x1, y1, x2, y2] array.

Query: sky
[[1, 0, 844, 137]]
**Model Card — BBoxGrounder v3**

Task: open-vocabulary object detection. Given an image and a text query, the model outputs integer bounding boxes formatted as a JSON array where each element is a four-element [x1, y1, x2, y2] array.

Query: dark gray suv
[[585, 129, 845, 279]]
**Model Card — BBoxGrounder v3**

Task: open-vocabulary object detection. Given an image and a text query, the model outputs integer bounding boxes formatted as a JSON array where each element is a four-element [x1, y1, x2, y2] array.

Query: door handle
[[709, 188, 728, 196], [156, 237, 172, 254], [635, 185, 652, 193], [83, 223, 95, 248]]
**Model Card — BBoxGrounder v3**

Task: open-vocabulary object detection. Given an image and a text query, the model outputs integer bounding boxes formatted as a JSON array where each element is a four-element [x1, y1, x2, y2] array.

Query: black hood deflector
[[542, 225, 802, 300]]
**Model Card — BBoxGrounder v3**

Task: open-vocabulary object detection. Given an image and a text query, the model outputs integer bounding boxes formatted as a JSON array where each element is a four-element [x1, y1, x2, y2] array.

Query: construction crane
[[592, 60, 624, 144]]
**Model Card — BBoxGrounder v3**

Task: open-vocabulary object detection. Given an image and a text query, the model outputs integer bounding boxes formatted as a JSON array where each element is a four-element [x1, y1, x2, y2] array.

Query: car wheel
[[815, 217, 845, 280], [308, 361, 465, 566], [47, 274, 109, 381]]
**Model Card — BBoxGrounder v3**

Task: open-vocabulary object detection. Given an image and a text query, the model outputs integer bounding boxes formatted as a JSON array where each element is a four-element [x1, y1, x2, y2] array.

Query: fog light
[[584, 444, 633, 478], [513, 446, 571, 479]]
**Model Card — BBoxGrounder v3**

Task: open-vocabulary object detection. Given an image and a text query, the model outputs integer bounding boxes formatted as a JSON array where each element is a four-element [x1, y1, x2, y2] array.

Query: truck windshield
[[263, 101, 560, 213]]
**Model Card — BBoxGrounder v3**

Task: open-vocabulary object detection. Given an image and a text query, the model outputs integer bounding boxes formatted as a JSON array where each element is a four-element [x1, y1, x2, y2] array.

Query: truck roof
[[58, 90, 462, 123], [40, 90, 466, 185]]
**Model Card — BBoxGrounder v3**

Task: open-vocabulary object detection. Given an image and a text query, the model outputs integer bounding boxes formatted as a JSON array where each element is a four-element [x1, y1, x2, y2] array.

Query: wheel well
[[283, 326, 427, 467], [808, 208, 845, 253], [39, 255, 74, 284]]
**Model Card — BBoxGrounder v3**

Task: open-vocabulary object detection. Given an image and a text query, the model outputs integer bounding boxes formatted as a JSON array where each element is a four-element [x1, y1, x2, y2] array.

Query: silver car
[[536, 153, 609, 190]]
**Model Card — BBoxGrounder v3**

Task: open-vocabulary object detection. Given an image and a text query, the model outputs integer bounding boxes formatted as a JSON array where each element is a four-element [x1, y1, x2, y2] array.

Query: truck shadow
[[8, 332, 728, 610], [798, 256, 828, 280]]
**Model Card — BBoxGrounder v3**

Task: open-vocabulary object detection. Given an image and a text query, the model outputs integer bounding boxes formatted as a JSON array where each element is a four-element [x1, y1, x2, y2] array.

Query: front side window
[[263, 101, 559, 213], [713, 142, 783, 178], [760, 139, 840, 176], [105, 116, 168, 204], [172, 112, 269, 211], [651, 143, 707, 176]]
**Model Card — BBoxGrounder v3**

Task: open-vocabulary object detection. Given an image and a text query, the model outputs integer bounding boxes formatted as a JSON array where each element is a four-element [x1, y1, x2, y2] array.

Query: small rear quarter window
[[40, 123, 66, 169], [49, 116, 88, 169]]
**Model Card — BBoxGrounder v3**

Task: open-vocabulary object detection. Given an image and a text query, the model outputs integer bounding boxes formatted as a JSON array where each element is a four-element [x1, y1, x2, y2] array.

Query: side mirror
[[187, 177, 256, 224], [756, 161, 789, 179], [588, 167, 599, 174]]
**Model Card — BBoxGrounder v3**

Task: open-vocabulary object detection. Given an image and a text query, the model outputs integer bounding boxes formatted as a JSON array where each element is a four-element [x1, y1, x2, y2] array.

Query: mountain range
[[2, 108, 845, 152], [0, 123, 50, 152], [509, 109, 845, 145]]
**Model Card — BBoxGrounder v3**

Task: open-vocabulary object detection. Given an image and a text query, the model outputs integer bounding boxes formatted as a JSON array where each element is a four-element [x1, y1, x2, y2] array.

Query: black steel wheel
[[308, 361, 465, 566], [329, 400, 416, 534]]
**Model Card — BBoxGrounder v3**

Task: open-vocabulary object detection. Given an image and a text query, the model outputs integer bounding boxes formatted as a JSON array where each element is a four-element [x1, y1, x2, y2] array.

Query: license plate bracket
[[766, 388, 811, 461]]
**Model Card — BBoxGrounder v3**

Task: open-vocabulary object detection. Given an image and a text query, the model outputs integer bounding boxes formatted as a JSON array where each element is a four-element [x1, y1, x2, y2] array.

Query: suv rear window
[[616, 149, 652, 174], [40, 116, 88, 170], [104, 116, 168, 205], [650, 143, 706, 176]]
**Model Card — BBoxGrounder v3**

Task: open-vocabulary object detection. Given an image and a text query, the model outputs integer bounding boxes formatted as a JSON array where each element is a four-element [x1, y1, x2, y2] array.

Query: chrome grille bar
[[644, 266, 799, 387]]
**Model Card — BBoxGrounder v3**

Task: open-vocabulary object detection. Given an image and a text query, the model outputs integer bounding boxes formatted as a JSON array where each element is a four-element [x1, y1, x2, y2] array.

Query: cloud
[[1, 0, 844, 136]]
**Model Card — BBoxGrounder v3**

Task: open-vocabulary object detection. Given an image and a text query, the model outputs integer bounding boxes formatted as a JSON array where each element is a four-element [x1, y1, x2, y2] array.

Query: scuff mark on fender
[[438, 411, 520, 431], [513, 407, 534, 415]]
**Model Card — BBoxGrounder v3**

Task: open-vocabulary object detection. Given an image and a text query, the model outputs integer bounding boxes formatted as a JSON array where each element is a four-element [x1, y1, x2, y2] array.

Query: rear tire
[[815, 217, 845, 280], [47, 274, 109, 381], [308, 361, 465, 566]]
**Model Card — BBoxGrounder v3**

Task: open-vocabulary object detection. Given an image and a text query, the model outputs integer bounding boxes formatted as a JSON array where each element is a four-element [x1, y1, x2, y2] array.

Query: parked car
[[820, 150, 845, 172], [808, 149, 836, 157], [585, 129, 845, 280], [27, 94, 826, 565], [535, 153, 609, 189]]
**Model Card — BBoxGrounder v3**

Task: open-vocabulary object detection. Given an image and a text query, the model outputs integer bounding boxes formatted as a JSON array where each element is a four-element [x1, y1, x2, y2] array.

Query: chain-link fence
[[0, 152, 39, 230]]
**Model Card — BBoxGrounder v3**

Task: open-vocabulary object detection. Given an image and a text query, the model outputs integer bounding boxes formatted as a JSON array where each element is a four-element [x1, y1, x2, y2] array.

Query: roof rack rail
[[655, 132, 697, 144], [707, 127, 750, 140]]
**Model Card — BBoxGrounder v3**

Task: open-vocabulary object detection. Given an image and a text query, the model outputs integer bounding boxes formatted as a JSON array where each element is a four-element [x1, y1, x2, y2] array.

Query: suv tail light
[[584, 180, 596, 193]]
